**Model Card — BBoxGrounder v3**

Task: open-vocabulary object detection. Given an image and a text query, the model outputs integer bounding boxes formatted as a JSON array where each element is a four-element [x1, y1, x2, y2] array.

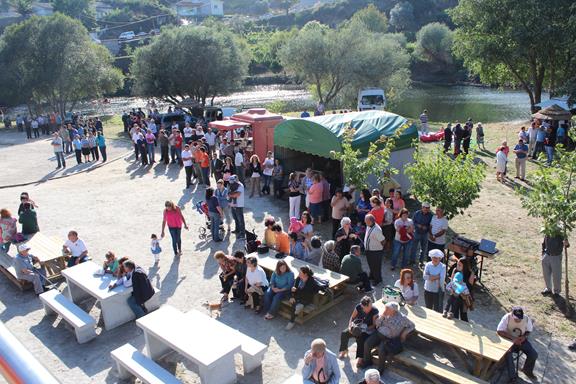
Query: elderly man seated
[[358, 369, 384, 384], [14, 244, 48, 295], [361, 302, 415, 372], [301, 338, 340, 384]]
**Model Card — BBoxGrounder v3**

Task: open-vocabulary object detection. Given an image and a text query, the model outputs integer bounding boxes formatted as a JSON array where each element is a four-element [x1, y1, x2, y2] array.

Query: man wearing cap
[[14, 244, 47, 295], [497, 307, 538, 382], [428, 207, 448, 254], [228, 175, 246, 239], [411, 203, 432, 267]]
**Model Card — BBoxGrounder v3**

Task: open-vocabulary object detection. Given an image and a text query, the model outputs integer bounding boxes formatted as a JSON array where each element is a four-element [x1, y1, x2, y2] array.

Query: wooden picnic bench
[[373, 302, 511, 382], [136, 305, 241, 384], [39, 289, 97, 344], [111, 343, 181, 384], [251, 252, 350, 324]]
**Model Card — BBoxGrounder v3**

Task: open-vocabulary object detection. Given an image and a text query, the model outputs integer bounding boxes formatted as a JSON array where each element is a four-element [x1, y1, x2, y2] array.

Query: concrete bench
[[39, 289, 96, 344], [0, 253, 32, 291], [394, 350, 489, 384], [111, 343, 181, 384], [233, 329, 267, 373]]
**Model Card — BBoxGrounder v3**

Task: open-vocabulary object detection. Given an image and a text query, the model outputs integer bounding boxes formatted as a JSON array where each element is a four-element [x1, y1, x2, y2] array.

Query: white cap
[[429, 249, 444, 259], [18, 244, 31, 252]]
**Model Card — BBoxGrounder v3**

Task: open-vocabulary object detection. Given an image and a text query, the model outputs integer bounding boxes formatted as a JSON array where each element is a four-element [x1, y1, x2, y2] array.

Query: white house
[[175, 0, 224, 18]]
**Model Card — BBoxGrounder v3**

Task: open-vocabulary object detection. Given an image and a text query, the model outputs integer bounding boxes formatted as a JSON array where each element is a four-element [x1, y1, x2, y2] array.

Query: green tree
[[450, 0, 574, 108], [0, 14, 123, 115], [519, 138, 576, 315], [10, 0, 33, 16], [131, 25, 248, 105], [343, 3, 388, 33], [414, 22, 453, 66], [330, 125, 407, 189], [405, 147, 486, 219], [389, 1, 414, 32], [52, 0, 96, 29], [280, 20, 410, 106]]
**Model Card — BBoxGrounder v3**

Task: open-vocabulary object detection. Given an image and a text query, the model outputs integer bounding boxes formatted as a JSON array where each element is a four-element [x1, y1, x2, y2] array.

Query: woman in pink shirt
[[307, 174, 324, 224], [161, 201, 188, 257], [145, 129, 156, 164], [392, 190, 405, 218]]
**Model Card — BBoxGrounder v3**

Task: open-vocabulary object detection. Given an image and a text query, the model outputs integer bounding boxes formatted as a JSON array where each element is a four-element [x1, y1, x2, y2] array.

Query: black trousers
[[348, 272, 372, 292], [364, 333, 403, 370], [26, 128, 32, 139], [99, 146, 107, 162], [33, 128, 40, 138], [160, 145, 169, 164], [75, 149, 82, 164], [339, 330, 370, 358], [332, 219, 340, 239], [365, 250, 383, 284], [424, 290, 443, 313], [134, 143, 139, 160], [219, 273, 234, 294], [184, 166, 193, 188], [90, 147, 99, 161]]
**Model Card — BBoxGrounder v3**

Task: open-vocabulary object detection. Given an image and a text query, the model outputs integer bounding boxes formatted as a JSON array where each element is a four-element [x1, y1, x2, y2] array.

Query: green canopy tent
[[274, 110, 418, 190]]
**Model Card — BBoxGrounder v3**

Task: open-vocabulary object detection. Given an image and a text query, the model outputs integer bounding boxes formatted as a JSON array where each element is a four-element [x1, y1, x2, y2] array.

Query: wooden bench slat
[[394, 351, 489, 384], [111, 344, 181, 384]]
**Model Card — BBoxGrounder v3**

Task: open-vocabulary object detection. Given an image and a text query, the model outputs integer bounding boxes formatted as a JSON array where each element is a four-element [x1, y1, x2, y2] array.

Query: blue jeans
[[209, 211, 222, 241], [127, 295, 147, 319], [544, 145, 554, 165], [392, 240, 412, 268], [411, 232, 428, 263], [231, 206, 245, 237], [506, 339, 538, 379], [147, 143, 155, 163], [168, 227, 181, 255], [263, 288, 289, 316], [201, 167, 210, 186]]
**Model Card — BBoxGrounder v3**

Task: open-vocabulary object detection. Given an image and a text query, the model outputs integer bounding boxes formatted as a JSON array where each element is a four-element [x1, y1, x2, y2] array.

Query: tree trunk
[[564, 243, 572, 316]]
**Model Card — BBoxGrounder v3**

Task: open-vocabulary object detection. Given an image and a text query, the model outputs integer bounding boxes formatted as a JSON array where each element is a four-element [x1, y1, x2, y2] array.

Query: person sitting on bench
[[62, 230, 89, 267], [109, 260, 154, 319], [14, 244, 48, 295], [496, 307, 538, 382], [362, 302, 414, 373], [285, 265, 317, 330], [340, 245, 373, 293], [302, 338, 340, 384]]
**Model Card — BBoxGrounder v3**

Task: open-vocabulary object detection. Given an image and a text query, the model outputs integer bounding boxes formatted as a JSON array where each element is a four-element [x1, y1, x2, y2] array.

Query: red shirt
[[200, 152, 210, 168], [175, 135, 183, 149], [370, 207, 385, 226]]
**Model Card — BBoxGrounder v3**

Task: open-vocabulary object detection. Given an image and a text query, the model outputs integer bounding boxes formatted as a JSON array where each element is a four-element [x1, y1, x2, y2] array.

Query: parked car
[[136, 32, 147, 38], [118, 31, 135, 41]]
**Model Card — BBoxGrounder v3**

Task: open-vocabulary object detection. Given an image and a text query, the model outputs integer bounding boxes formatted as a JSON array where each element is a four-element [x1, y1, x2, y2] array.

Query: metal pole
[[0, 321, 60, 384]]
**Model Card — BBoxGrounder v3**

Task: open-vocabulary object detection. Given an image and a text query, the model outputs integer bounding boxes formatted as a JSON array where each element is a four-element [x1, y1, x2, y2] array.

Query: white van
[[357, 88, 386, 111]]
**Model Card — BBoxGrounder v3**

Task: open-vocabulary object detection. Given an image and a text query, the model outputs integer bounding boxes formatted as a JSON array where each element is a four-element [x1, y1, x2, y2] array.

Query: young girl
[[150, 234, 162, 264]]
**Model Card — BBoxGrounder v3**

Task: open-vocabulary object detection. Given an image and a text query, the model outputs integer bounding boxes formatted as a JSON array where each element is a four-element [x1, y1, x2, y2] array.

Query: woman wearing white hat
[[423, 249, 446, 312]]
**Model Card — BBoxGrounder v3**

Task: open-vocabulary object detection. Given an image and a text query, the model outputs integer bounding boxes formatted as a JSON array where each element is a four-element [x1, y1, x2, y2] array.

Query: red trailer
[[231, 108, 284, 161]]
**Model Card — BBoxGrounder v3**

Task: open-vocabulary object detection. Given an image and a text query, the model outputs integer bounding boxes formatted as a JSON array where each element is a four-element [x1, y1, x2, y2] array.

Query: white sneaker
[[285, 322, 294, 330]]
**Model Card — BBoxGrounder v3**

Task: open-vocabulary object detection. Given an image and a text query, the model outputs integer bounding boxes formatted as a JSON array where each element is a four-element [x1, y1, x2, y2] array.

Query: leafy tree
[[10, 0, 33, 16], [270, 0, 297, 15], [414, 22, 453, 66], [280, 20, 410, 106], [344, 4, 388, 33], [0, 14, 123, 115], [330, 125, 407, 190], [405, 147, 486, 219], [519, 138, 576, 315], [389, 1, 414, 32], [131, 25, 248, 106], [450, 0, 574, 108], [52, 0, 96, 29]]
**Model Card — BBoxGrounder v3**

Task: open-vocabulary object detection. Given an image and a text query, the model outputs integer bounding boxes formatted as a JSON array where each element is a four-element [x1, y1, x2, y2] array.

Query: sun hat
[[429, 249, 444, 259], [18, 244, 31, 252]]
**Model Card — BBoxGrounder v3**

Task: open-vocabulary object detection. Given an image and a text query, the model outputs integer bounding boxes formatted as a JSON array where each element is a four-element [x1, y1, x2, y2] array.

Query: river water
[[6, 83, 544, 123]]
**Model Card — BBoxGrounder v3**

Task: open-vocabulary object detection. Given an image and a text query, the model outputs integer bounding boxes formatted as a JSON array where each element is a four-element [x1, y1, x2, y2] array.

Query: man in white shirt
[[234, 146, 245, 183], [228, 175, 246, 239], [31, 118, 40, 138], [428, 207, 449, 254], [496, 307, 538, 382], [183, 123, 193, 144], [181, 144, 194, 188], [148, 119, 157, 135], [51, 132, 65, 169], [364, 214, 386, 285], [205, 129, 217, 156], [62, 230, 88, 267], [131, 126, 141, 160]]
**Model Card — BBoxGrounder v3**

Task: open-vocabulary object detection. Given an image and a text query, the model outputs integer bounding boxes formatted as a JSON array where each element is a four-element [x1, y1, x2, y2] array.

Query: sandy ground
[[0, 128, 575, 384]]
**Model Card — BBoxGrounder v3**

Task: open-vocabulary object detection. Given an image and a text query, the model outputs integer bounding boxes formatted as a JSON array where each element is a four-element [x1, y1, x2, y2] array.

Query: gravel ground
[[0, 131, 574, 384]]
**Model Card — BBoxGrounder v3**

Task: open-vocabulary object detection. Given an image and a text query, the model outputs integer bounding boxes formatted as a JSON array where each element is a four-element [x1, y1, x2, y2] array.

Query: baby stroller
[[195, 201, 225, 241], [245, 229, 260, 254]]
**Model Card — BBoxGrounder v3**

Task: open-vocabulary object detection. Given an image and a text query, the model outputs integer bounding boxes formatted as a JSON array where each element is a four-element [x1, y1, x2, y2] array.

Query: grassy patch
[[101, 115, 128, 140]]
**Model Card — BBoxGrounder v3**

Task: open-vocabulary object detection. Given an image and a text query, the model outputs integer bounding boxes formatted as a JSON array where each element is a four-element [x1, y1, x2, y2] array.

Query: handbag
[[349, 318, 364, 338]]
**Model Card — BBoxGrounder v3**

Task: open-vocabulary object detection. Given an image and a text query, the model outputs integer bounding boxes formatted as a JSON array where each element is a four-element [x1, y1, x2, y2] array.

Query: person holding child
[[443, 271, 469, 320]]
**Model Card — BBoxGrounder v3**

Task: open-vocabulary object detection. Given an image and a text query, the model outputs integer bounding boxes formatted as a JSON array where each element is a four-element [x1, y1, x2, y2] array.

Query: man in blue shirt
[[513, 139, 529, 181], [411, 203, 433, 266], [532, 126, 546, 160]]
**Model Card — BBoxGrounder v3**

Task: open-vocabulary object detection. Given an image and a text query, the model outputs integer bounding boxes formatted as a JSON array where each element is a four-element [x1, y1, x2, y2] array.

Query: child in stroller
[[195, 201, 225, 240]]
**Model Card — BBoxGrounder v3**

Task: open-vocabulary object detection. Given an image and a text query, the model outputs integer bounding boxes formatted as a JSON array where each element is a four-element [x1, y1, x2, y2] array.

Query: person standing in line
[[183, 122, 193, 144], [160, 201, 188, 257], [272, 158, 284, 199], [307, 174, 324, 224], [59, 124, 71, 154], [181, 144, 194, 189], [330, 189, 349, 239], [527, 121, 537, 157], [88, 132, 99, 161], [131, 125, 141, 161], [513, 138, 529, 181], [96, 132, 107, 162], [391, 208, 414, 270], [200, 147, 211, 186], [411, 203, 432, 267], [51, 132, 66, 169], [532, 124, 546, 160], [462, 119, 472, 155], [419, 109, 429, 135], [234, 145, 245, 183], [541, 232, 569, 297], [72, 135, 82, 164], [543, 126, 555, 165], [25, 117, 33, 139], [31, 117, 40, 138], [262, 151, 274, 195], [443, 123, 452, 153], [158, 130, 169, 165], [364, 214, 386, 286], [453, 122, 463, 156], [145, 129, 156, 164], [228, 175, 246, 240], [205, 187, 223, 242], [428, 207, 448, 254], [476, 122, 485, 151], [288, 173, 301, 220], [423, 249, 445, 312], [215, 179, 231, 230], [248, 154, 262, 197], [168, 128, 177, 163], [205, 128, 217, 157]]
